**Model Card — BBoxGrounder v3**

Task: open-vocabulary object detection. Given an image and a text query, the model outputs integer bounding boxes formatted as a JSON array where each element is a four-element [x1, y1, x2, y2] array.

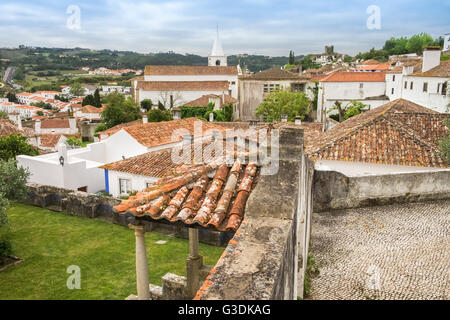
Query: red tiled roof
[[144, 65, 238, 76], [41, 119, 70, 129], [306, 99, 449, 167], [411, 60, 450, 77], [242, 67, 305, 80], [123, 118, 229, 148], [356, 63, 390, 71], [358, 59, 380, 65], [0, 119, 25, 137], [39, 134, 64, 147], [100, 137, 254, 178], [320, 72, 386, 82], [113, 158, 259, 232], [136, 81, 229, 91], [183, 94, 238, 108], [80, 105, 103, 114]]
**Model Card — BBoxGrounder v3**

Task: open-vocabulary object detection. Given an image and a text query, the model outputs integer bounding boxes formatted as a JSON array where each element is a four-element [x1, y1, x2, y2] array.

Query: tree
[[66, 137, 84, 148], [69, 82, 85, 97], [147, 109, 173, 122], [6, 92, 16, 103], [158, 91, 183, 110], [36, 111, 44, 116], [289, 50, 295, 65], [82, 94, 96, 106], [328, 100, 369, 122], [0, 159, 29, 258], [255, 89, 311, 122], [93, 88, 102, 108], [101, 92, 140, 128], [438, 119, 450, 164], [140, 99, 153, 112], [14, 66, 25, 81], [406, 33, 434, 54], [0, 111, 8, 118], [0, 134, 39, 161]]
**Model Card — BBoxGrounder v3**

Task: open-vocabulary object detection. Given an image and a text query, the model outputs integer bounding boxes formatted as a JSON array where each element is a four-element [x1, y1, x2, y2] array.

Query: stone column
[[186, 228, 203, 298], [130, 224, 150, 300]]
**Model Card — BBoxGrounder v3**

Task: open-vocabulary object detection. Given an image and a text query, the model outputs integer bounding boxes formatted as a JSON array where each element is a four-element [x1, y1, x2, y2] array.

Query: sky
[[0, 0, 449, 56]]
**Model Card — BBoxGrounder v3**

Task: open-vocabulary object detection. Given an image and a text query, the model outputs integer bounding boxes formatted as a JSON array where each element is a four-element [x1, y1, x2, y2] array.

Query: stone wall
[[22, 183, 231, 246], [313, 169, 450, 212], [196, 126, 314, 300]]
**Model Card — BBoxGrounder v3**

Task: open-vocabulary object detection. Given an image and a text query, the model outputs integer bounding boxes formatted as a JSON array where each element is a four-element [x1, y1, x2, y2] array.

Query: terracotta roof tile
[[306, 99, 449, 167], [101, 118, 228, 148], [242, 67, 306, 80], [183, 94, 238, 108], [40, 119, 70, 129], [113, 159, 260, 232], [411, 60, 450, 77], [144, 65, 238, 76], [80, 105, 103, 114], [136, 81, 229, 91], [320, 72, 386, 82]]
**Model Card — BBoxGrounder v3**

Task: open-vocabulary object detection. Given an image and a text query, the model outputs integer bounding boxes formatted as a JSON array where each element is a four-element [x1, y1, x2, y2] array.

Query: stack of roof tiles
[[307, 99, 449, 167], [113, 159, 259, 232]]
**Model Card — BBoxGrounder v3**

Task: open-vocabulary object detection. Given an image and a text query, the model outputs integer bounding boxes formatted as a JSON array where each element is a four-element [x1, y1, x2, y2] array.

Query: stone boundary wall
[[22, 183, 230, 246], [313, 169, 450, 212]]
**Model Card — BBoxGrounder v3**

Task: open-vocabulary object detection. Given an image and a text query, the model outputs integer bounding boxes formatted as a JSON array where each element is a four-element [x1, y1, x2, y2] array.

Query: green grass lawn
[[0, 203, 224, 300]]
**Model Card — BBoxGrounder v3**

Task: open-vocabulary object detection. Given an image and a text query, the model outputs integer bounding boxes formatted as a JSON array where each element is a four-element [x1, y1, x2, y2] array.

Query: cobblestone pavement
[[309, 200, 450, 300]]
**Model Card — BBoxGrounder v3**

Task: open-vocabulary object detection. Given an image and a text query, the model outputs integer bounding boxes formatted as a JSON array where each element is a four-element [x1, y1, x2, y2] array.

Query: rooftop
[[320, 72, 386, 82], [136, 81, 229, 91], [411, 60, 450, 77], [40, 119, 71, 129], [99, 118, 229, 148], [183, 94, 238, 108], [113, 159, 259, 232], [144, 65, 238, 76], [307, 99, 449, 168], [242, 67, 305, 81]]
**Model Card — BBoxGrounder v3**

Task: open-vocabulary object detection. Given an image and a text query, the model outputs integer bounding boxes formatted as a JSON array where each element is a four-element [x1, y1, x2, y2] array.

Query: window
[[264, 83, 280, 93], [392, 75, 395, 81], [423, 82, 428, 92], [216, 60, 221, 66], [410, 81, 414, 90], [391, 88, 394, 95], [404, 81, 407, 89], [146, 182, 153, 188], [291, 83, 305, 92], [359, 83, 364, 89], [442, 82, 448, 96], [119, 179, 131, 195]]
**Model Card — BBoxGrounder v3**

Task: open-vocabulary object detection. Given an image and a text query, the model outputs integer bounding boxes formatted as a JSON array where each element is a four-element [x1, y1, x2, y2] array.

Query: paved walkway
[[309, 200, 450, 300]]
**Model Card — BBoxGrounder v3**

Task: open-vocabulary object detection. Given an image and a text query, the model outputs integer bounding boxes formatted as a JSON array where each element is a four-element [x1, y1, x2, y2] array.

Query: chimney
[[142, 115, 148, 124], [182, 134, 192, 146], [17, 115, 22, 130], [35, 119, 41, 133], [57, 143, 68, 164], [209, 112, 214, 122], [212, 130, 221, 142], [69, 117, 76, 133], [422, 47, 441, 73], [281, 114, 288, 123], [294, 116, 302, 125]]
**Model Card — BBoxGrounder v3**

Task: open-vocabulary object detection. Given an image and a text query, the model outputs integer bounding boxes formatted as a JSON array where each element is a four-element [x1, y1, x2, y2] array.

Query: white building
[[75, 105, 103, 121], [131, 31, 240, 108], [17, 118, 228, 194], [317, 72, 388, 122], [35, 118, 78, 135], [444, 33, 450, 53], [386, 47, 449, 113]]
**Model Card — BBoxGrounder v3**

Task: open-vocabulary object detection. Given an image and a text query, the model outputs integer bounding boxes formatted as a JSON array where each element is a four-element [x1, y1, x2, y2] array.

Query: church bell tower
[[208, 27, 227, 66]]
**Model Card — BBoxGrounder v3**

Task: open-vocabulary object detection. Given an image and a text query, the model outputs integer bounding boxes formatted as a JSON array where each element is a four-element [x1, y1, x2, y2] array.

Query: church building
[[132, 30, 240, 109]]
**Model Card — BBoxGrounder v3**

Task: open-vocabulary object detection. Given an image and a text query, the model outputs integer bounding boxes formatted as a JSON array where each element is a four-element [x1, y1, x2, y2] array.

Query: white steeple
[[208, 26, 227, 66]]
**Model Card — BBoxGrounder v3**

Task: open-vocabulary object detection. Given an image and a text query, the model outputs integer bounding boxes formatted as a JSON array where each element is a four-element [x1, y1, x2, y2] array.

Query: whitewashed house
[[386, 47, 449, 113], [17, 118, 228, 194], [317, 72, 388, 122], [35, 118, 78, 135]]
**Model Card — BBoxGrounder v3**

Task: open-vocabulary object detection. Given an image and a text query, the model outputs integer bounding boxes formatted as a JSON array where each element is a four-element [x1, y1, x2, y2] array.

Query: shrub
[[438, 119, 450, 164], [147, 109, 173, 122]]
